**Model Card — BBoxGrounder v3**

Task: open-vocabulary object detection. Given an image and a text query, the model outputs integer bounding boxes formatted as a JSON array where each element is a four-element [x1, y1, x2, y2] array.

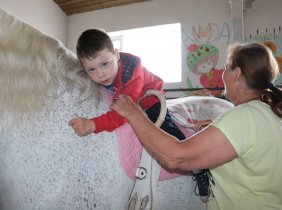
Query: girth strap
[[128, 90, 167, 210]]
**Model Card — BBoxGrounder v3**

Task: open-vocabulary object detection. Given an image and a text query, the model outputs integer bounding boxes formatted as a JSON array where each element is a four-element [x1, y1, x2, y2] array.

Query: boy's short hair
[[76, 28, 115, 59]]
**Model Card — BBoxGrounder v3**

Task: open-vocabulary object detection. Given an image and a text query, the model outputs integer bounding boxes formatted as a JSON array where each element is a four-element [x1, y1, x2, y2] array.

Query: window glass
[[109, 23, 181, 83]]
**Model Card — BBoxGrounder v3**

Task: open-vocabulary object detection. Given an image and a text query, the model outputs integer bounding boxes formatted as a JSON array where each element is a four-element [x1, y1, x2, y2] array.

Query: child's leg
[[145, 102, 185, 140], [145, 102, 213, 202]]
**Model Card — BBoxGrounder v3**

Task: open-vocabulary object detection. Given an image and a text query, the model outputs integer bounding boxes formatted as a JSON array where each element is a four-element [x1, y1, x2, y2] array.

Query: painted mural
[[183, 24, 282, 97], [245, 27, 282, 86], [182, 23, 231, 97]]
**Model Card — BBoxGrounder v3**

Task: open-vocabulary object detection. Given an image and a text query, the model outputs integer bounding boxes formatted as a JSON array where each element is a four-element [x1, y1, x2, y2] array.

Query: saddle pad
[[167, 96, 234, 129], [107, 89, 234, 181], [116, 123, 190, 181]]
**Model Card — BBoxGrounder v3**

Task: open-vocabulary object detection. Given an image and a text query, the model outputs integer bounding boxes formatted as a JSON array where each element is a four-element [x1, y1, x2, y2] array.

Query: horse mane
[[0, 8, 100, 123]]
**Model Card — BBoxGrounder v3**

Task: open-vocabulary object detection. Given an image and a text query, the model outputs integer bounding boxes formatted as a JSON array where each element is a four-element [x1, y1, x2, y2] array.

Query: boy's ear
[[114, 48, 120, 60]]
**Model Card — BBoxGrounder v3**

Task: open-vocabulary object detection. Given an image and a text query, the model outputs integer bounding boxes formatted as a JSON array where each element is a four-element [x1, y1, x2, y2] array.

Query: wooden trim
[[54, 0, 151, 15]]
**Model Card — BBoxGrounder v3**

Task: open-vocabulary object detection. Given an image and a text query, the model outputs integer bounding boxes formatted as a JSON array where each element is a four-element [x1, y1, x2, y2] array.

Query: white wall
[[244, 0, 282, 52], [1, 0, 281, 94], [244, 0, 282, 85], [66, 0, 282, 94], [245, 0, 282, 35], [0, 0, 67, 44], [67, 0, 231, 52], [67, 0, 231, 93]]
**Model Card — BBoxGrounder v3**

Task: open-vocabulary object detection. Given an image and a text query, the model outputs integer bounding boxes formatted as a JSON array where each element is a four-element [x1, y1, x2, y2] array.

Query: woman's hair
[[76, 28, 115, 60], [226, 42, 282, 118]]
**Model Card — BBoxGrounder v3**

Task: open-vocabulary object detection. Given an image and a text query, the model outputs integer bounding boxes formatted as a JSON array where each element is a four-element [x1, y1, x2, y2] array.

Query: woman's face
[[222, 65, 236, 102]]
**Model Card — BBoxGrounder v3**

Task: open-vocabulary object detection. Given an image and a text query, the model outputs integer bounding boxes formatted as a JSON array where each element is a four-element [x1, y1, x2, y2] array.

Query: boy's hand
[[68, 117, 95, 137]]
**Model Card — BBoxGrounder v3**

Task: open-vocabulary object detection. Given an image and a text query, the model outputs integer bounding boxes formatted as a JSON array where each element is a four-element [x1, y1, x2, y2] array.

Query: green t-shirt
[[208, 100, 282, 210]]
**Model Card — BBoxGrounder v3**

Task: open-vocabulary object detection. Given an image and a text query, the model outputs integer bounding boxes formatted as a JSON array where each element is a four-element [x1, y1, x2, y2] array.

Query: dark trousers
[[145, 102, 186, 141]]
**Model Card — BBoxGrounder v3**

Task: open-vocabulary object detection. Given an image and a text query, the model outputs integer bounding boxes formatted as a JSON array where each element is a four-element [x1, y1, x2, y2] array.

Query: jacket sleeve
[[91, 110, 128, 133], [92, 58, 146, 133]]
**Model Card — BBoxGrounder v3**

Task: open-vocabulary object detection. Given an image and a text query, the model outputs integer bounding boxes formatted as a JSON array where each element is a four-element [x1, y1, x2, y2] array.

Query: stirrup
[[128, 90, 167, 210]]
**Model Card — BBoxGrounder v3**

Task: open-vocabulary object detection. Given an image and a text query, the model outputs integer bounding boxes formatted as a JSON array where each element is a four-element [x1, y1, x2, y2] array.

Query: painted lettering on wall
[[191, 23, 231, 44]]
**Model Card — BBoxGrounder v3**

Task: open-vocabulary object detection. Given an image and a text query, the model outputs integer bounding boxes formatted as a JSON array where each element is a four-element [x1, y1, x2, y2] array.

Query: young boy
[[68, 28, 185, 139], [68, 28, 210, 202]]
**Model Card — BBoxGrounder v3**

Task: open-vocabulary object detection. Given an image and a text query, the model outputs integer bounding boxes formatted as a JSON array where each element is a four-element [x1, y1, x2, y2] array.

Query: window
[[109, 23, 181, 83]]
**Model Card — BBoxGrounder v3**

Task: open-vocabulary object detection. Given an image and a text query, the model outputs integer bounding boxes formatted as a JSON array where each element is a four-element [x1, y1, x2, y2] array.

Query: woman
[[111, 42, 282, 210]]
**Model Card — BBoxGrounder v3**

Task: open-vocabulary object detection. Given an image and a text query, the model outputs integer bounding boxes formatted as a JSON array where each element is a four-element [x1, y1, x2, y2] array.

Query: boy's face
[[81, 48, 119, 86]]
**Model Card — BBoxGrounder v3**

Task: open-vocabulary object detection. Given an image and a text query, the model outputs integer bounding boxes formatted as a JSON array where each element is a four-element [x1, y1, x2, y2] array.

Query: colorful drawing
[[199, 68, 224, 97], [182, 24, 230, 96], [186, 44, 219, 75], [262, 41, 282, 72], [245, 28, 282, 86], [182, 23, 231, 45], [261, 41, 282, 86]]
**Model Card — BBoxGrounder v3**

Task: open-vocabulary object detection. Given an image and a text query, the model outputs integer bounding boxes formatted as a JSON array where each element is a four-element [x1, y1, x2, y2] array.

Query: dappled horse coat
[[0, 8, 206, 210]]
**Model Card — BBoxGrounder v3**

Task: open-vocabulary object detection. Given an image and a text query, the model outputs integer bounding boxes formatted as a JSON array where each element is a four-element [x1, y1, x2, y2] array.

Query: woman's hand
[[188, 88, 212, 96], [68, 117, 95, 137], [193, 119, 212, 132], [110, 94, 141, 119]]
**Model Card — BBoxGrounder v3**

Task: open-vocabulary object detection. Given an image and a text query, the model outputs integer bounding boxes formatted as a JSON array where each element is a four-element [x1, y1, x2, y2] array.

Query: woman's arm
[[111, 95, 237, 171]]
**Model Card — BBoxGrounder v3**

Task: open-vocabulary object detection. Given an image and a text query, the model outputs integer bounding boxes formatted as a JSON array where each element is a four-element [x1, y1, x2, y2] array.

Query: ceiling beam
[[54, 0, 151, 15]]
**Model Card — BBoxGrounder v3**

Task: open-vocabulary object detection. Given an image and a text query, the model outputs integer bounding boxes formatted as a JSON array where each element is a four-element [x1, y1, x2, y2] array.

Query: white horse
[[0, 8, 232, 210]]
